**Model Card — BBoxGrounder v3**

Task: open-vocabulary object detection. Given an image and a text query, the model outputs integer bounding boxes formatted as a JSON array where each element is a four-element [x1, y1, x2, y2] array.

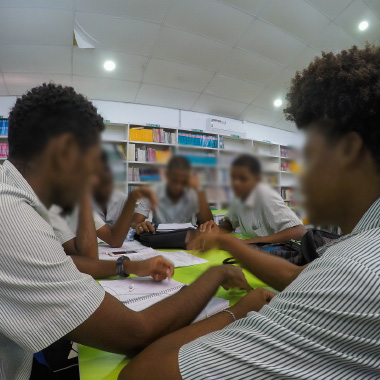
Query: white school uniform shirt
[[49, 204, 106, 245], [179, 197, 380, 379], [135, 183, 199, 225], [225, 182, 302, 238], [93, 190, 127, 226], [0, 161, 105, 380]]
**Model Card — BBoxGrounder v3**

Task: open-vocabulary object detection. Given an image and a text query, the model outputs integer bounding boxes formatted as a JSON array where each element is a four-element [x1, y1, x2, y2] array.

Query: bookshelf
[[102, 123, 302, 210], [0, 119, 9, 163]]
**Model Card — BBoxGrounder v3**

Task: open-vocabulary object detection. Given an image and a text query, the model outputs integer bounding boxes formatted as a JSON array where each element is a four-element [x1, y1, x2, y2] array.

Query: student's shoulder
[[256, 183, 281, 201]]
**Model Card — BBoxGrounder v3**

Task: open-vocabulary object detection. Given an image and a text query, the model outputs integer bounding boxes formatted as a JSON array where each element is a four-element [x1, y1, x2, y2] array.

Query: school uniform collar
[[243, 183, 265, 207]]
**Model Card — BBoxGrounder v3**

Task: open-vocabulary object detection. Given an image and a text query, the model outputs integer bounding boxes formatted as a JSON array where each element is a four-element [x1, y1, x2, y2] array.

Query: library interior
[[0, 1, 380, 380]]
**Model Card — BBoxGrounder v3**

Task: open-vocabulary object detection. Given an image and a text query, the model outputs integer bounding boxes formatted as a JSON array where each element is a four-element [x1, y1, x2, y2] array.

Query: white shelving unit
[[0, 118, 8, 164], [102, 123, 301, 210]]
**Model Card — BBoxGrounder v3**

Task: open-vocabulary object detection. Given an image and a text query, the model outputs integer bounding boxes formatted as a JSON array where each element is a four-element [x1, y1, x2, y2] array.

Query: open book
[[99, 277, 229, 323]]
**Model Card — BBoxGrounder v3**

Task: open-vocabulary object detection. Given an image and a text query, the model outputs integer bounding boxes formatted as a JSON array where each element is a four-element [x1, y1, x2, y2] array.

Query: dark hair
[[232, 154, 261, 175], [284, 44, 380, 170], [8, 83, 104, 161], [167, 155, 191, 171]]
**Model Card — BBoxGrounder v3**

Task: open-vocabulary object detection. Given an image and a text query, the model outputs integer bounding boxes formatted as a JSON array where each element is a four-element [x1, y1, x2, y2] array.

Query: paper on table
[[99, 277, 229, 321], [156, 223, 196, 231], [98, 240, 146, 255], [127, 250, 208, 268]]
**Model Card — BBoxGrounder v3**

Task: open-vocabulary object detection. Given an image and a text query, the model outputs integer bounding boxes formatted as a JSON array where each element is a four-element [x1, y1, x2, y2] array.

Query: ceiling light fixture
[[358, 21, 369, 31], [273, 99, 283, 107], [104, 60, 116, 71]]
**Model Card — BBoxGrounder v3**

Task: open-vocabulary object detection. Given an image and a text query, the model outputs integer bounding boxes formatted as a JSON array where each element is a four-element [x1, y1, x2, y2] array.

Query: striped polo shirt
[[179, 197, 380, 379], [225, 183, 302, 238], [0, 161, 105, 380]]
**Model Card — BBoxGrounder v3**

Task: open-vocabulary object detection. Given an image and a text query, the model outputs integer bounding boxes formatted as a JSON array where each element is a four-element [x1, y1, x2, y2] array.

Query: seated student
[[120, 45, 380, 380], [0, 83, 258, 380], [93, 151, 128, 226], [132, 156, 213, 234], [200, 154, 306, 243]]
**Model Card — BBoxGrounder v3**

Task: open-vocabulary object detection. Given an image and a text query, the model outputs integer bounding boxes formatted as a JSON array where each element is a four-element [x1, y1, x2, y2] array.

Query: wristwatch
[[116, 255, 131, 277]]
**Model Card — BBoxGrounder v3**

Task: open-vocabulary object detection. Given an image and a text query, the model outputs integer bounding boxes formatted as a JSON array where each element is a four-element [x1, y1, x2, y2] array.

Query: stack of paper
[[156, 223, 196, 232], [99, 277, 229, 322]]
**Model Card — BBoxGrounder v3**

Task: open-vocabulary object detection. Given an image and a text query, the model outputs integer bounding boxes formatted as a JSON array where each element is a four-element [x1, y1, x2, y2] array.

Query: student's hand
[[189, 173, 200, 190], [135, 221, 156, 235], [211, 265, 251, 292], [231, 288, 276, 317], [187, 232, 230, 252], [130, 187, 158, 210], [199, 220, 219, 233], [127, 257, 174, 281]]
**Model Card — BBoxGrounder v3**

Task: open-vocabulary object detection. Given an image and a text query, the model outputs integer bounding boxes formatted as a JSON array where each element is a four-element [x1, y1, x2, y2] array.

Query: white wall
[[0, 96, 303, 147]]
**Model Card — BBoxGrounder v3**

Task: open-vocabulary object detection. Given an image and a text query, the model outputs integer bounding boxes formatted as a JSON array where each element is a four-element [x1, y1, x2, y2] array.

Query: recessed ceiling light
[[274, 99, 283, 107], [358, 21, 369, 31], [104, 60, 116, 71]]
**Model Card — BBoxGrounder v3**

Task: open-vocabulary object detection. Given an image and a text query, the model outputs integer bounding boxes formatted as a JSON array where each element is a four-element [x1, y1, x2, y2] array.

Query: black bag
[[246, 229, 341, 266], [136, 228, 194, 249]]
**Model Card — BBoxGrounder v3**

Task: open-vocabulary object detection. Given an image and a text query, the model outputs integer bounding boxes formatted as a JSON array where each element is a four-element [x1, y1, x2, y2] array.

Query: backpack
[[246, 229, 341, 266], [136, 228, 194, 249]]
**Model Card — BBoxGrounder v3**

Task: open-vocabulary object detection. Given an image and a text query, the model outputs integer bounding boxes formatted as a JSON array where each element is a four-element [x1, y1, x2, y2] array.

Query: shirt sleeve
[[261, 189, 302, 233], [49, 208, 76, 245], [224, 201, 240, 230], [0, 196, 105, 353], [93, 211, 106, 230], [134, 197, 151, 218]]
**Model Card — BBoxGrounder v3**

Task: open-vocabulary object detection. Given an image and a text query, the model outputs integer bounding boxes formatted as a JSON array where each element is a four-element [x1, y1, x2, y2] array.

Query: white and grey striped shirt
[[179, 197, 380, 379], [0, 161, 105, 380], [225, 183, 302, 238]]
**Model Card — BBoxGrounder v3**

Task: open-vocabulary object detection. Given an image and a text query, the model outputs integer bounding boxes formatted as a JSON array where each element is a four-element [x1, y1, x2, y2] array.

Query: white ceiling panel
[[0, 8, 74, 45], [4, 73, 72, 95], [241, 104, 283, 126], [165, 0, 253, 45], [288, 46, 320, 71], [219, 0, 268, 16], [307, 0, 354, 19], [136, 84, 199, 110], [143, 58, 215, 92], [153, 27, 232, 71], [192, 94, 248, 118], [309, 22, 355, 51], [205, 74, 264, 103], [75, 12, 160, 55], [272, 117, 298, 132], [251, 87, 285, 109], [0, 0, 74, 9], [73, 75, 139, 102], [366, 0, 380, 18], [260, 0, 331, 43], [0, 75, 8, 96], [0, 45, 72, 74], [220, 48, 283, 84], [269, 68, 297, 90], [334, 0, 380, 44], [73, 48, 148, 81], [76, 0, 170, 23], [238, 19, 306, 65]]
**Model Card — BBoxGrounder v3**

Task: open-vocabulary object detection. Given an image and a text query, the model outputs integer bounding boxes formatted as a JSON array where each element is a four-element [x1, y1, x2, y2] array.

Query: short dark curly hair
[[232, 154, 261, 175], [8, 83, 104, 161], [284, 44, 380, 170]]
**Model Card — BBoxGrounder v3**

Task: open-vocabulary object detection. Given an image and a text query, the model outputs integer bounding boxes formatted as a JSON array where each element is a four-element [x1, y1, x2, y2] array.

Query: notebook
[[156, 223, 196, 232], [99, 277, 229, 322]]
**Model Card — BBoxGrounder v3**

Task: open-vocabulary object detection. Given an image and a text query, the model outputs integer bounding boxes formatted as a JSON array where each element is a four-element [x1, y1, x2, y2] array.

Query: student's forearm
[[245, 225, 307, 244], [197, 190, 214, 224], [98, 195, 138, 247], [222, 235, 304, 291], [76, 192, 98, 258], [71, 256, 119, 278]]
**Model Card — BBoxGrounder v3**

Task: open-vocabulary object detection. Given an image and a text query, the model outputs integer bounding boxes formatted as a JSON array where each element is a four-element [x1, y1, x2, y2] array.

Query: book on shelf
[[0, 119, 8, 136], [281, 188, 294, 201], [180, 151, 217, 166], [0, 142, 9, 158], [103, 142, 126, 161], [128, 167, 161, 182], [178, 132, 217, 148], [128, 144, 172, 163], [129, 128, 176, 144]]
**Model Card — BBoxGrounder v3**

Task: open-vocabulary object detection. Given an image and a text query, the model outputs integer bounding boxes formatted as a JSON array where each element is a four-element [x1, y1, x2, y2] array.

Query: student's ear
[[337, 131, 364, 169], [49, 133, 80, 173]]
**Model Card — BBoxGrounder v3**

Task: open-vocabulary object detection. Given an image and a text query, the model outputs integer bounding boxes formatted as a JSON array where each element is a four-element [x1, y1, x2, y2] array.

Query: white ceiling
[[0, 0, 379, 132]]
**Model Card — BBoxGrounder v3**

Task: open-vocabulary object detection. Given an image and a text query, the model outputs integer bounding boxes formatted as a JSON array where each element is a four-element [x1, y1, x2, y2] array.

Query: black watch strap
[[116, 256, 130, 277]]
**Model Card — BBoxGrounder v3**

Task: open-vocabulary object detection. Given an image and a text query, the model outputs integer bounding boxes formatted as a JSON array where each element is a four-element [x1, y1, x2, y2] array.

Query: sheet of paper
[[98, 240, 146, 255], [193, 297, 229, 323], [127, 250, 208, 268], [156, 223, 196, 231]]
